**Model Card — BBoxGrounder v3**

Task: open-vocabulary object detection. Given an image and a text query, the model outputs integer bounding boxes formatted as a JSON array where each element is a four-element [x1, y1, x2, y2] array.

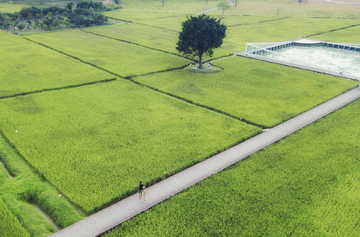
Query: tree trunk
[[198, 53, 203, 68]]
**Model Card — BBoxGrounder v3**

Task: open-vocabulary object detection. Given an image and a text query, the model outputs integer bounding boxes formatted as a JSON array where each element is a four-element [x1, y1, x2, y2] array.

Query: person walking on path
[[138, 182, 143, 199], [142, 186, 147, 203]]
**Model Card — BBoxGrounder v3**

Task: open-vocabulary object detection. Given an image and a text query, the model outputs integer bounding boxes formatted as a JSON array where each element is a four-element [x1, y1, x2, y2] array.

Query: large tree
[[176, 14, 226, 68]]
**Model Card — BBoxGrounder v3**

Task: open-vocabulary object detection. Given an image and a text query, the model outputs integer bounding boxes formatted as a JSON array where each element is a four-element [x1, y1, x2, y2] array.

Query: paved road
[[51, 87, 360, 237]]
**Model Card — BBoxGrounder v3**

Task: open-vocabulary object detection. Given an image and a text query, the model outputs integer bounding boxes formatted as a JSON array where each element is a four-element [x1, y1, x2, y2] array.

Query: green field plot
[[311, 25, 360, 43], [0, 198, 29, 237], [0, 132, 83, 236], [104, 11, 187, 24], [105, 92, 360, 237], [105, 11, 187, 32], [26, 30, 191, 77], [116, 0, 360, 18], [105, 11, 278, 32], [0, 3, 32, 13], [112, 0, 219, 15], [0, 80, 260, 213], [99, 15, 360, 59], [133, 56, 357, 127], [216, 17, 360, 56], [235, 0, 360, 18], [0, 32, 113, 98], [84, 24, 180, 54]]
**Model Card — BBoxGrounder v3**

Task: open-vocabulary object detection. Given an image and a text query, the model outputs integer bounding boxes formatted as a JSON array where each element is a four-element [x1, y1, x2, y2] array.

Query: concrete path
[[51, 87, 360, 237]]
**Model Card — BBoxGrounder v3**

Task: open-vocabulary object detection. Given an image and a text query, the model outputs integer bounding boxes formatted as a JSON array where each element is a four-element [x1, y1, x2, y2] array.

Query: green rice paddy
[[105, 86, 360, 237], [0, 32, 113, 99], [2, 0, 360, 234]]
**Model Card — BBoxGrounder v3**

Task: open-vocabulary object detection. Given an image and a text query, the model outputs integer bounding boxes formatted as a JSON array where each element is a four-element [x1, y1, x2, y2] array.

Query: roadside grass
[[104, 89, 360, 237], [25, 30, 192, 77], [311, 25, 360, 43], [0, 79, 261, 214], [0, 31, 113, 99], [133, 56, 357, 127], [0, 198, 29, 237], [0, 132, 83, 236]]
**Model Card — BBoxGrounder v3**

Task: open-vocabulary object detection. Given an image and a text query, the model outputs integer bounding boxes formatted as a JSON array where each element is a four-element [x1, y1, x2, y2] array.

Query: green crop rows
[[105, 88, 360, 237], [312, 25, 360, 44], [2, 0, 360, 234], [26, 30, 192, 78], [134, 56, 357, 127], [0, 32, 113, 99], [0, 131, 83, 236], [0, 80, 260, 213], [0, 198, 29, 237]]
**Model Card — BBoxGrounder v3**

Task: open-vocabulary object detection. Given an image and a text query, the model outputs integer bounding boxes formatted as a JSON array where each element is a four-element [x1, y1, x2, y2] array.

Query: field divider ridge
[[80, 30, 194, 61], [126, 75, 266, 128], [50, 88, 360, 237], [106, 16, 180, 33], [22, 37, 125, 78], [305, 23, 360, 38], [227, 16, 289, 27], [21, 35, 266, 128], [0, 78, 117, 100]]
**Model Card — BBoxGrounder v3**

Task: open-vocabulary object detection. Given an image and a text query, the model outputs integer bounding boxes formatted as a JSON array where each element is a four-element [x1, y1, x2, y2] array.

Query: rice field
[[104, 88, 360, 237], [0, 132, 83, 236], [0, 198, 29, 237], [133, 56, 357, 127], [311, 25, 360, 43], [2, 0, 360, 234], [0, 31, 113, 99], [25, 30, 192, 78], [0, 79, 260, 213]]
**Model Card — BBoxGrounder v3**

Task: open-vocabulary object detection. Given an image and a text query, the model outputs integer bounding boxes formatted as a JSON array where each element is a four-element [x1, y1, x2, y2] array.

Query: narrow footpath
[[51, 87, 360, 237]]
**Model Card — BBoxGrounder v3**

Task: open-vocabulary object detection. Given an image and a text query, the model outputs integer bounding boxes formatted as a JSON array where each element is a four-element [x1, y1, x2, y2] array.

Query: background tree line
[[0, 1, 120, 32]]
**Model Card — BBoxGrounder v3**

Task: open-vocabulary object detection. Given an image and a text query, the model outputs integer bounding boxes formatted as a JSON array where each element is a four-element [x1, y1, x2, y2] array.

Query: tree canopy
[[176, 14, 226, 68]]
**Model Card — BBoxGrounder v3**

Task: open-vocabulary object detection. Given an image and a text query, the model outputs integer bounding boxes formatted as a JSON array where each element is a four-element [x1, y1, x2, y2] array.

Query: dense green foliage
[[0, 198, 29, 237], [0, 132, 83, 236], [26, 30, 191, 77], [0, 80, 260, 213], [177, 14, 226, 67], [105, 92, 360, 237], [134, 56, 357, 127], [0, 1, 110, 32], [0, 31, 113, 98]]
